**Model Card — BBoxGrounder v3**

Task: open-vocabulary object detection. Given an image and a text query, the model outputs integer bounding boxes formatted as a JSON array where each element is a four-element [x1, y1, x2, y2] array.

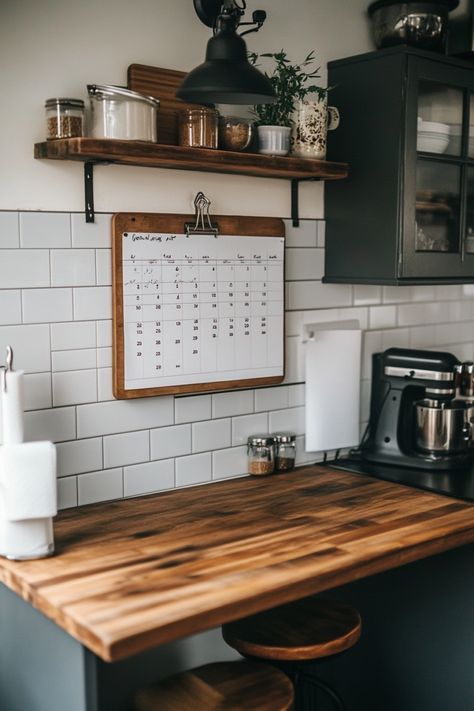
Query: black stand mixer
[[360, 348, 474, 470]]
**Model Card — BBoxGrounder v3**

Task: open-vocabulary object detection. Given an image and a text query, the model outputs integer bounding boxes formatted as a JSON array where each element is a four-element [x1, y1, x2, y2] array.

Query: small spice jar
[[273, 433, 296, 472], [179, 107, 219, 149], [219, 116, 253, 151], [45, 98, 85, 140], [247, 435, 275, 476]]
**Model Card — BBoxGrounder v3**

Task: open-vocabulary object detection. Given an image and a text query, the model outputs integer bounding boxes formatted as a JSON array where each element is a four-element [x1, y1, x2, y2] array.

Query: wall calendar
[[112, 209, 285, 398]]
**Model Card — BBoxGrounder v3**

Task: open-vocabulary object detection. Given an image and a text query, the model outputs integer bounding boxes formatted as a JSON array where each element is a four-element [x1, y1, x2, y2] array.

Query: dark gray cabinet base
[[1, 543, 473, 711]]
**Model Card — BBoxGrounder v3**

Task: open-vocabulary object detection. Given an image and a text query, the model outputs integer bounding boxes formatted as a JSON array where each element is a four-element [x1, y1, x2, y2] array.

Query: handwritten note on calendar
[[113, 217, 285, 398]]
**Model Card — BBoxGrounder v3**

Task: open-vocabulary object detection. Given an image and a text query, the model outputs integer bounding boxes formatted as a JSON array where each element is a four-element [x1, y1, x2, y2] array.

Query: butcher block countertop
[[1, 465, 474, 663]]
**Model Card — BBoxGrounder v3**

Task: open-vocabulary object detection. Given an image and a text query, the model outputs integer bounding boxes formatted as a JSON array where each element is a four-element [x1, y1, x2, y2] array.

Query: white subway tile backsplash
[[96, 320, 113, 348], [20, 212, 70, 248], [103, 430, 149, 469], [77, 397, 173, 438], [51, 321, 96, 351], [71, 213, 111, 248], [57, 438, 103, 477], [0, 290, 21, 325], [97, 368, 114, 401], [50, 249, 96, 287], [22, 288, 72, 323], [0, 212, 20, 248], [52, 348, 97, 372], [24, 406, 76, 443], [381, 328, 410, 349], [232, 412, 268, 445], [97, 347, 112, 368], [96, 249, 112, 285], [124, 459, 174, 497], [193, 418, 231, 452], [383, 286, 412, 304], [212, 446, 247, 480], [0, 324, 51, 372], [4, 211, 474, 508], [150, 423, 191, 460], [316, 221, 326, 248], [287, 281, 352, 310], [52, 369, 97, 406], [0, 250, 50, 288], [78, 468, 123, 505], [57, 476, 78, 510], [269, 406, 305, 436], [283, 219, 318, 248], [409, 325, 436, 348], [212, 390, 254, 418], [73, 286, 112, 321], [369, 305, 397, 330], [24, 373, 52, 410], [285, 248, 324, 281], [175, 452, 211, 487], [288, 383, 305, 407], [353, 285, 382, 306], [175, 394, 211, 423], [254, 385, 289, 412]]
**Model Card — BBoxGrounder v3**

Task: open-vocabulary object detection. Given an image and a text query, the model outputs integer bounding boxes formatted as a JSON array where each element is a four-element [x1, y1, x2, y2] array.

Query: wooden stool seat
[[222, 597, 362, 662], [132, 660, 294, 711]]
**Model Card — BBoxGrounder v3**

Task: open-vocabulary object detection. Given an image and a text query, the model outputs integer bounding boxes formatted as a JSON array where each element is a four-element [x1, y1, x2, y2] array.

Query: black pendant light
[[177, 0, 276, 105]]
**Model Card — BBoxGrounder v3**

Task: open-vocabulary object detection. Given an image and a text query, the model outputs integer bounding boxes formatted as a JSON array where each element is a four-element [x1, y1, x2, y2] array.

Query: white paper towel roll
[[1, 369, 25, 445], [305, 322, 361, 452]]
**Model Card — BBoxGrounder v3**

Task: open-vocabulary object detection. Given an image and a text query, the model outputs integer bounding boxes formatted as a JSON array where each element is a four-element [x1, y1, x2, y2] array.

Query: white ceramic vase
[[291, 98, 340, 159], [257, 125, 291, 156]]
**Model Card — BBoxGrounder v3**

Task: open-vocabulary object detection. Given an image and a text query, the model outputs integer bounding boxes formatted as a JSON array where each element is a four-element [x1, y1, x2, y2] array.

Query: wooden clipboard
[[112, 211, 285, 399]]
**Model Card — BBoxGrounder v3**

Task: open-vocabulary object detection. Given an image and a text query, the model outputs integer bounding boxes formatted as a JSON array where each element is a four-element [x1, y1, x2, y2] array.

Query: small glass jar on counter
[[179, 107, 219, 149], [273, 433, 296, 472], [247, 435, 275, 476], [45, 98, 85, 140]]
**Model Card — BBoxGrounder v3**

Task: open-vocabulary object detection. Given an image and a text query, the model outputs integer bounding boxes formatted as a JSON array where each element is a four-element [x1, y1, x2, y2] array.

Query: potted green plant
[[249, 50, 328, 156]]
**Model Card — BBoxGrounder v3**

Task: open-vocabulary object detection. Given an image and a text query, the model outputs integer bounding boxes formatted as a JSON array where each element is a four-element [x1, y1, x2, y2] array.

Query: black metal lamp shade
[[177, 6, 276, 104]]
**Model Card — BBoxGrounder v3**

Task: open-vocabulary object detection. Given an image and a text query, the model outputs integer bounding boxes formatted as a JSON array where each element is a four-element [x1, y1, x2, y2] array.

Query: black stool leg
[[295, 668, 347, 711]]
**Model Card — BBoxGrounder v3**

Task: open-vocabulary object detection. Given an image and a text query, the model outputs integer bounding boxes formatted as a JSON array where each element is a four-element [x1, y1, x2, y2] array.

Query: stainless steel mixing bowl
[[367, 1, 459, 52]]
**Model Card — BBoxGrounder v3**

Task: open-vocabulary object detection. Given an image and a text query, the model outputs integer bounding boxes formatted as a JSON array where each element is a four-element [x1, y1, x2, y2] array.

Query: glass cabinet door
[[415, 81, 463, 257], [417, 81, 462, 158], [415, 160, 460, 253]]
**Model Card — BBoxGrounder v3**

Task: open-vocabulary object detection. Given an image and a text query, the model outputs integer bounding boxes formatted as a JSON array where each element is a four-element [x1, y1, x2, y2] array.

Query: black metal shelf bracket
[[291, 177, 321, 228], [84, 162, 96, 223]]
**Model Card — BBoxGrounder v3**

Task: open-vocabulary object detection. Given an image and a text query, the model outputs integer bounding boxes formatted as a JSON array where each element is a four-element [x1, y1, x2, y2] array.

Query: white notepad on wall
[[305, 320, 362, 452]]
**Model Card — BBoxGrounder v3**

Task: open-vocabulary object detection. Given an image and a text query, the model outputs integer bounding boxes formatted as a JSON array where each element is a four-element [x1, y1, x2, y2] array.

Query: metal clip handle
[[185, 192, 219, 237], [0, 345, 14, 393]]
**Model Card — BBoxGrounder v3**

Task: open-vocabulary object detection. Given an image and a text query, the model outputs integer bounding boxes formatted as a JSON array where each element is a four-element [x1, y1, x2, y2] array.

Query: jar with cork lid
[[247, 435, 275, 476]]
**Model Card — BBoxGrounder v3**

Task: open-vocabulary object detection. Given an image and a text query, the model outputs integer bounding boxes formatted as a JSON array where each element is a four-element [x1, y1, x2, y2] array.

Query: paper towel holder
[[302, 320, 360, 343], [0, 345, 14, 393]]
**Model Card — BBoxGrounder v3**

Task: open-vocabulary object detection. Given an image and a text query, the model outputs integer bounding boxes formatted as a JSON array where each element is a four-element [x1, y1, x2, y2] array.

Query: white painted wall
[[0, 0, 372, 216]]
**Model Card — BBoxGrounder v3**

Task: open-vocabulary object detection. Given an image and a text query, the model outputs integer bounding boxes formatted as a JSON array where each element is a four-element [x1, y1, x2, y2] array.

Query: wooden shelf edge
[[34, 138, 349, 181]]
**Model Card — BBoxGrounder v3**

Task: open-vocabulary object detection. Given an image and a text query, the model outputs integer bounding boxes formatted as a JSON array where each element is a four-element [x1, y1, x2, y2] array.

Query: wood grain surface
[[0, 466, 473, 663], [222, 597, 361, 661], [127, 64, 203, 146], [132, 660, 294, 711], [34, 139, 349, 181]]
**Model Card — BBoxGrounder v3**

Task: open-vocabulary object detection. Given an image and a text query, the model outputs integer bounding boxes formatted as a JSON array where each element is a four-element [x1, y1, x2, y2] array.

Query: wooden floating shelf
[[34, 138, 349, 181]]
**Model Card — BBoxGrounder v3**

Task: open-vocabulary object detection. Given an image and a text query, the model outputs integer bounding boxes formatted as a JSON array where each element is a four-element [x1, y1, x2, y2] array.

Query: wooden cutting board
[[128, 64, 205, 145]]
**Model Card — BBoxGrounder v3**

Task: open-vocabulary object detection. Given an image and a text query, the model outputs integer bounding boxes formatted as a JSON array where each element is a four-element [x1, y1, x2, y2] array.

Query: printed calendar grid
[[121, 232, 284, 390]]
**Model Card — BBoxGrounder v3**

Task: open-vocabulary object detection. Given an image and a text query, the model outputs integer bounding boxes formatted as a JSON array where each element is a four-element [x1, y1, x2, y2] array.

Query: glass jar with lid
[[273, 433, 296, 471], [45, 98, 85, 140], [179, 107, 219, 149], [247, 435, 275, 476]]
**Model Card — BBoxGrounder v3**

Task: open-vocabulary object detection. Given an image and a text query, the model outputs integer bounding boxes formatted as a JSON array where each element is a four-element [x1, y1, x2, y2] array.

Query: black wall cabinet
[[325, 46, 474, 284]]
